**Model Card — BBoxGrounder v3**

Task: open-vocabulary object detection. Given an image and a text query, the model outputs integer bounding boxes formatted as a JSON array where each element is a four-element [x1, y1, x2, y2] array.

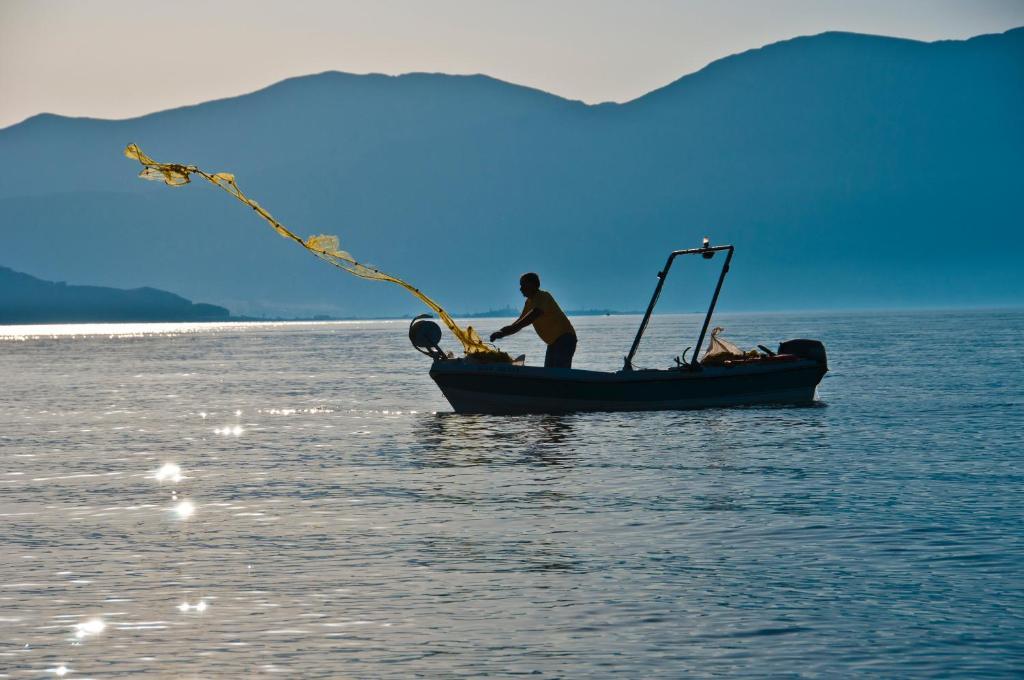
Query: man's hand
[[490, 325, 516, 342]]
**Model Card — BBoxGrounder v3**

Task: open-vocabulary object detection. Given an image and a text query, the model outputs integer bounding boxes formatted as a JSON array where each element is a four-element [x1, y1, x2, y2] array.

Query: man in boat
[[489, 273, 577, 368]]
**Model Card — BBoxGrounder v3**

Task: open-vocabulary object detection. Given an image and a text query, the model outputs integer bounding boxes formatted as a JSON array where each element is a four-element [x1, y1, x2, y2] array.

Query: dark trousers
[[544, 332, 577, 368]]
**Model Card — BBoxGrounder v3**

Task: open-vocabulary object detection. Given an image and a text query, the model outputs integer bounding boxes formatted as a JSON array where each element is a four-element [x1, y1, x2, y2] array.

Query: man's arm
[[490, 308, 543, 342]]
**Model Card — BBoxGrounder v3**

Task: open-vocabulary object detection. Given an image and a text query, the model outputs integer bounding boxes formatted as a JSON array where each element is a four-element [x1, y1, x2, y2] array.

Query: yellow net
[[124, 143, 509, 361]]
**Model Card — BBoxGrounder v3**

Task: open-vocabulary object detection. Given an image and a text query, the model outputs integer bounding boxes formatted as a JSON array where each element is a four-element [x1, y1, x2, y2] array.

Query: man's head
[[519, 272, 540, 298]]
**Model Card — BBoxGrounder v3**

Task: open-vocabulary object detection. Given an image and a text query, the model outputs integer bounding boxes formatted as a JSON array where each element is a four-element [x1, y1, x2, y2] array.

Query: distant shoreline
[[0, 310, 640, 327], [3, 305, 1020, 329], [2, 265, 653, 325], [227, 308, 646, 323], [4, 265, 1020, 327]]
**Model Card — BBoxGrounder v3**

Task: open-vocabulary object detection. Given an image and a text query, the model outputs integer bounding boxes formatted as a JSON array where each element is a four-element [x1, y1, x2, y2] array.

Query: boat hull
[[430, 359, 827, 414]]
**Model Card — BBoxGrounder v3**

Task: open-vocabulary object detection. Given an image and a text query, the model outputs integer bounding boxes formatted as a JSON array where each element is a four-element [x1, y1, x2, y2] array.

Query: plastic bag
[[701, 327, 758, 365]]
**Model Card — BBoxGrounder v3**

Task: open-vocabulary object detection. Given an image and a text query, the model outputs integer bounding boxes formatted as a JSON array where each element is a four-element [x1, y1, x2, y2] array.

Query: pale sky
[[1, 0, 1022, 130]]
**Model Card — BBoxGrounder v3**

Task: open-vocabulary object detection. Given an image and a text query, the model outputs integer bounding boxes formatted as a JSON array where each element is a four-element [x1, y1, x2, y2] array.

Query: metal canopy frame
[[623, 243, 734, 371]]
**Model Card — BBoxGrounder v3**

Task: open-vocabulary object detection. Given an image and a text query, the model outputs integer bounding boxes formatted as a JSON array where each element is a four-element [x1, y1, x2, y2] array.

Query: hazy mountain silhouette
[[0, 28, 1021, 318], [0, 266, 229, 324]]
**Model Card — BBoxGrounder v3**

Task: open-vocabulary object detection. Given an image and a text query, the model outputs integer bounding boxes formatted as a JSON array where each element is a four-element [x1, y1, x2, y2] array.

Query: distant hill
[[0, 266, 230, 324], [0, 28, 1021, 319]]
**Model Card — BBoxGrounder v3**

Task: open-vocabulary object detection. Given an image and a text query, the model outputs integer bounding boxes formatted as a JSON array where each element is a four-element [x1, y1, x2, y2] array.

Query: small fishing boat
[[410, 242, 827, 414]]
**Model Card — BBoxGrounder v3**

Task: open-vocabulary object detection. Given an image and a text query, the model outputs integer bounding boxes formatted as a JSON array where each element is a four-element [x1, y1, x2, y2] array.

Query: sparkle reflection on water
[[0, 312, 1021, 677]]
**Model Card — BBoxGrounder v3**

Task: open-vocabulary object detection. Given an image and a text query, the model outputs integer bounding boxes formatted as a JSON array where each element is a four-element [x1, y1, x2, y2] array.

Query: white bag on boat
[[702, 327, 755, 365]]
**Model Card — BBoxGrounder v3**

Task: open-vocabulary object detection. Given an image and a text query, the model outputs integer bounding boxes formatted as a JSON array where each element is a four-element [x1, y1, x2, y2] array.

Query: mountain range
[[1, 28, 1021, 318], [0, 266, 229, 324]]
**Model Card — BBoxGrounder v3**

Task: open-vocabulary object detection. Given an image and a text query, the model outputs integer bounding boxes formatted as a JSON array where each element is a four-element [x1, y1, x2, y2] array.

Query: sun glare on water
[[73, 618, 105, 639], [173, 500, 196, 519], [154, 463, 183, 482], [178, 600, 209, 613]]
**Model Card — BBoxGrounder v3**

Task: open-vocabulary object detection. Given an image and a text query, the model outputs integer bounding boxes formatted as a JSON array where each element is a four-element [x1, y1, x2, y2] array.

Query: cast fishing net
[[124, 144, 509, 362]]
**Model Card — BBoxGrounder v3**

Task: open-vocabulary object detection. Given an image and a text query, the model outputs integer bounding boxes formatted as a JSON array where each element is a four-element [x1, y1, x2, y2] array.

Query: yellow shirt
[[522, 290, 575, 345]]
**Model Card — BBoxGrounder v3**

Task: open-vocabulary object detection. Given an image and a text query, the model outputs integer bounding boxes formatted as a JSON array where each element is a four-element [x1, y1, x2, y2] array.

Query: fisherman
[[490, 273, 577, 368]]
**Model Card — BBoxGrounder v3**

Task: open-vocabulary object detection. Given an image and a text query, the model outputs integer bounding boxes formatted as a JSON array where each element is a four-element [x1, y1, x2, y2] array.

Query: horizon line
[[3, 304, 1021, 330]]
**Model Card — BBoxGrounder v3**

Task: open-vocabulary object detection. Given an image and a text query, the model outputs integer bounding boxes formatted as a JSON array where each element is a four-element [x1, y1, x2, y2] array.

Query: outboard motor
[[778, 339, 827, 368], [409, 314, 448, 361]]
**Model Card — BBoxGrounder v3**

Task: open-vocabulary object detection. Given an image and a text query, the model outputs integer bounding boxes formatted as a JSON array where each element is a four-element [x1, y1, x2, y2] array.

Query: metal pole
[[623, 253, 677, 370], [623, 244, 734, 371], [691, 246, 734, 369]]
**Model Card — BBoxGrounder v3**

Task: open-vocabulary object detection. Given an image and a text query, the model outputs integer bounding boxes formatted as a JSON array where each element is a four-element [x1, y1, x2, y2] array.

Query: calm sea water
[[1, 310, 1021, 678]]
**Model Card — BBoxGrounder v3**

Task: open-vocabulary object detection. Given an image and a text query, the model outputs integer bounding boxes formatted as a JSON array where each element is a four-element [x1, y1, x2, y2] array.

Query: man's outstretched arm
[[490, 308, 543, 342]]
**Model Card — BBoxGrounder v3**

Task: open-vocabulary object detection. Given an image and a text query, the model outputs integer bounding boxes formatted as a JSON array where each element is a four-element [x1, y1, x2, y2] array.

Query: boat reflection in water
[[414, 412, 578, 467], [411, 242, 828, 414]]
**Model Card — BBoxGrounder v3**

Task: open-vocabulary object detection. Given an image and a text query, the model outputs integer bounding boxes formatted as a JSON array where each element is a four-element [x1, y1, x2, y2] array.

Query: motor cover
[[777, 339, 827, 367]]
